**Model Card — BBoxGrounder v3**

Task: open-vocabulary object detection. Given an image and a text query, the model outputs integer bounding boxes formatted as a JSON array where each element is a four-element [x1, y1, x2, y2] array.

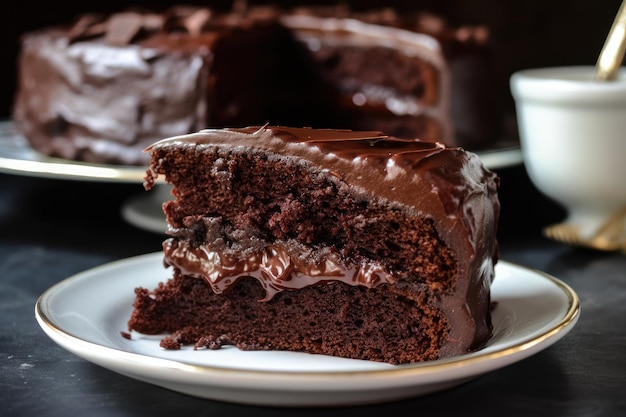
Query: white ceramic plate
[[35, 254, 580, 407], [0, 121, 521, 184]]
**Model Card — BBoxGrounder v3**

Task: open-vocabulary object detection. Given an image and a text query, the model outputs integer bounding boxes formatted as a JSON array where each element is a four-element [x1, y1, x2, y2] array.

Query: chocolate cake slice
[[128, 126, 500, 364]]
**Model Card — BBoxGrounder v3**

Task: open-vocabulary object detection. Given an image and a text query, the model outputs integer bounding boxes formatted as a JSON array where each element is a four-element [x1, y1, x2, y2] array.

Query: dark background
[[1, 0, 623, 121]]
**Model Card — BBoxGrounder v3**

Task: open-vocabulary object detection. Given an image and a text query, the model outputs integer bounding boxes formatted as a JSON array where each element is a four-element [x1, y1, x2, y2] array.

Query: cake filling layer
[[163, 238, 399, 302]]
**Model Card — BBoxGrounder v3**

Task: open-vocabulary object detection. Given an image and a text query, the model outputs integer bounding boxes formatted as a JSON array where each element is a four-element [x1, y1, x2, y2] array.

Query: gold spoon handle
[[595, 0, 626, 81]]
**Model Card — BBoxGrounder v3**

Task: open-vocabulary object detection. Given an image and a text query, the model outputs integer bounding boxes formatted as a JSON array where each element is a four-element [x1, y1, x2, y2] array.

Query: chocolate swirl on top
[[67, 7, 214, 45], [65, 5, 285, 46]]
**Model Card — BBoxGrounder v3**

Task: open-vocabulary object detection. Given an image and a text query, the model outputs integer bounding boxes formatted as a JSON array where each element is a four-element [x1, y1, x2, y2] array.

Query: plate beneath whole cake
[[0, 120, 521, 184], [35, 254, 580, 407], [0, 121, 146, 182]]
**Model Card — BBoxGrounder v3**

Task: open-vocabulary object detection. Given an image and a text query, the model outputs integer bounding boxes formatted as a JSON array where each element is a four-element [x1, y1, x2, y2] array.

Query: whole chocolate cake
[[13, 5, 500, 165], [127, 126, 500, 364]]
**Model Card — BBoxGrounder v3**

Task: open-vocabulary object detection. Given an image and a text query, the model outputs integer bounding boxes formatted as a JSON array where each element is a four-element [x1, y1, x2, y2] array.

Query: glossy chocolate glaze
[[148, 126, 500, 356], [13, 9, 212, 165]]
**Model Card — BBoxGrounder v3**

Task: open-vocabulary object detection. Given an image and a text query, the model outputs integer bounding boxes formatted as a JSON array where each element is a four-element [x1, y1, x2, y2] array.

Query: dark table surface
[[1, 163, 625, 417]]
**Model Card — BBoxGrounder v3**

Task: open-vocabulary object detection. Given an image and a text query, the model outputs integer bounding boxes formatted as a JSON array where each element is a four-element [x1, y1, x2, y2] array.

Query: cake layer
[[131, 269, 447, 364]]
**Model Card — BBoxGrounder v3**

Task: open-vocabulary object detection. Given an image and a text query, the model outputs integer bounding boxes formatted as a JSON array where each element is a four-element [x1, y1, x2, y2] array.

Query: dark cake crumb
[[159, 335, 182, 350], [194, 334, 233, 350]]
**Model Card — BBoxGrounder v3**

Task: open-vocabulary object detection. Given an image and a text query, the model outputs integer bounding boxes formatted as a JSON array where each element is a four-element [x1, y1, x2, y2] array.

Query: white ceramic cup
[[510, 66, 626, 245]]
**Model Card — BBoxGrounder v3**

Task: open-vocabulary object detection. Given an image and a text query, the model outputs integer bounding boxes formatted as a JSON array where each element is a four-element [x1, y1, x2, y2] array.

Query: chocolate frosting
[[148, 126, 500, 355], [13, 13, 212, 165], [65, 5, 284, 46]]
